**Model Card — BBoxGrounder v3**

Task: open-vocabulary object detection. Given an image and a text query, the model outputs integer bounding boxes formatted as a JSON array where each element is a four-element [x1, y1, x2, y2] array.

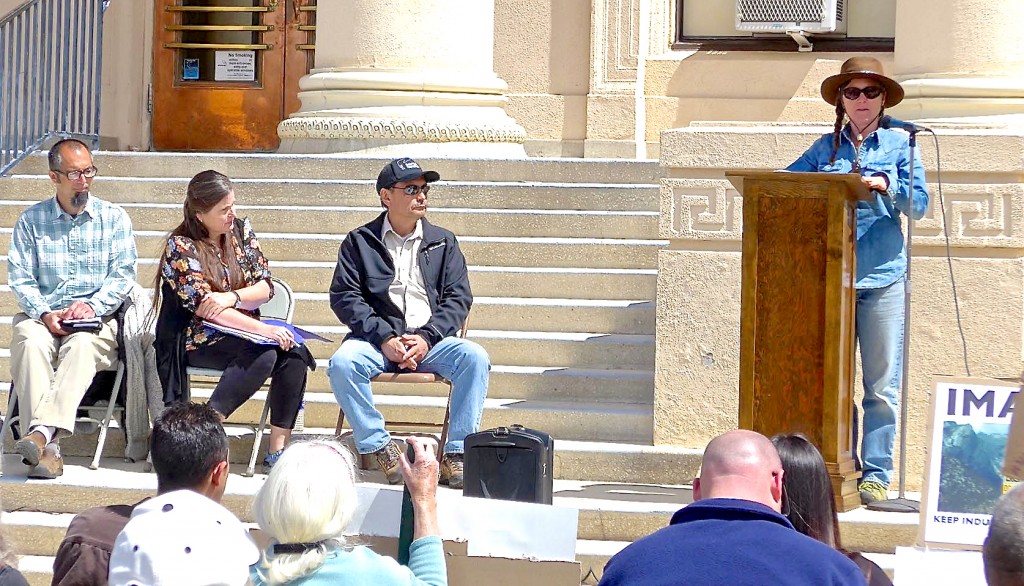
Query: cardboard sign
[[214, 50, 255, 82], [920, 377, 1020, 548]]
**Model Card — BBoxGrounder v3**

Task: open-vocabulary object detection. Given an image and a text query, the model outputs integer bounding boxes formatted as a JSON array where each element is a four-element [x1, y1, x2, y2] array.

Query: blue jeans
[[855, 277, 905, 487], [327, 336, 490, 455]]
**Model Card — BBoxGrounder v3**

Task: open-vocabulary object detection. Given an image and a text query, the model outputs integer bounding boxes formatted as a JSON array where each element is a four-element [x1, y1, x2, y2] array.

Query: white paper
[[893, 547, 985, 585], [214, 50, 255, 82], [344, 485, 578, 562]]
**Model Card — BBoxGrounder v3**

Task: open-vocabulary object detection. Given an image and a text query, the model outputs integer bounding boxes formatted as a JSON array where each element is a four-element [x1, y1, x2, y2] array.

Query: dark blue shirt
[[599, 498, 867, 586]]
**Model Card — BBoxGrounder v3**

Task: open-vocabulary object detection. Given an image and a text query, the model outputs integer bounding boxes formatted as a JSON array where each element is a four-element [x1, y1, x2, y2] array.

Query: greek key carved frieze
[[660, 179, 743, 241], [660, 179, 1024, 249]]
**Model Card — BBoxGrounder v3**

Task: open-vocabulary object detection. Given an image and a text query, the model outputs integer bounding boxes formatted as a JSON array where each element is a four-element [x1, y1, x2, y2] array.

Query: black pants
[[187, 336, 307, 429]]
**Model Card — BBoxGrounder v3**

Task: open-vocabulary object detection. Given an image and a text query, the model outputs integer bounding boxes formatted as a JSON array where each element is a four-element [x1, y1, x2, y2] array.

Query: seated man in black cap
[[327, 158, 490, 489]]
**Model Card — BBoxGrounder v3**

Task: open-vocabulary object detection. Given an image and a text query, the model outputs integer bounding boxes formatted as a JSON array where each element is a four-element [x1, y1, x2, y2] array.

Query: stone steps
[[0, 288, 656, 334], [0, 176, 661, 212], [0, 229, 666, 270], [12, 152, 663, 184], [0, 201, 659, 240], [0, 258, 659, 301]]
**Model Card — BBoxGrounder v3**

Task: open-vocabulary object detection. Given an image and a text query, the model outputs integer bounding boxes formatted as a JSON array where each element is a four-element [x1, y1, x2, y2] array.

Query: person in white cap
[[108, 489, 259, 586]]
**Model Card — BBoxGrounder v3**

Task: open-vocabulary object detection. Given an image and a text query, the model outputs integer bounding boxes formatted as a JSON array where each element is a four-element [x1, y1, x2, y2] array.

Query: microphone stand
[[868, 126, 922, 514]]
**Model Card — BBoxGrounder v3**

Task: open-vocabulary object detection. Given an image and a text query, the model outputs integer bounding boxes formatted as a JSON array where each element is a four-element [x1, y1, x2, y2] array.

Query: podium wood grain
[[729, 171, 864, 512]]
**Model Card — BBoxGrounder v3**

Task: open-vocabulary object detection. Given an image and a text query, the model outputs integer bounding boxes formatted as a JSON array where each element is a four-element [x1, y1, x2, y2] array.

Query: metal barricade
[[0, 0, 106, 176]]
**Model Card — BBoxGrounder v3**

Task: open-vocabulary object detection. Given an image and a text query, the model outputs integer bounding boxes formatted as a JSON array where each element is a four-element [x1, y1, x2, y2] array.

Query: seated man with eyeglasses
[[327, 158, 490, 490], [7, 138, 137, 478]]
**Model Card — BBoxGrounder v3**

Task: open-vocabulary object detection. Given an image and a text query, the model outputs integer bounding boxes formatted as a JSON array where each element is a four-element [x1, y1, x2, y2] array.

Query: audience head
[[984, 483, 1024, 586], [47, 138, 95, 209], [375, 157, 440, 208], [251, 440, 358, 585], [150, 402, 230, 500], [109, 489, 259, 586], [771, 432, 842, 549], [180, 169, 234, 242], [695, 429, 784, 512]]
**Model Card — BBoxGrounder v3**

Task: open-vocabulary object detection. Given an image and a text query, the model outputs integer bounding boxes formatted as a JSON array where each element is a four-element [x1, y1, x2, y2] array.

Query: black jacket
[[329, 213, 472, 348]]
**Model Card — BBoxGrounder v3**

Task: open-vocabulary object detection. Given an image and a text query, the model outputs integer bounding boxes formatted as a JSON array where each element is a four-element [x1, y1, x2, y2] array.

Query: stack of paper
[[201, 319, 332, 346]]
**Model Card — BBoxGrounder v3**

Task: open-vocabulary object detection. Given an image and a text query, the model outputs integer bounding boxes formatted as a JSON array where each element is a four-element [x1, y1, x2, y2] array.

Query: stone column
[[892, 0, 1024, 120], [278, 0, 526, 157]]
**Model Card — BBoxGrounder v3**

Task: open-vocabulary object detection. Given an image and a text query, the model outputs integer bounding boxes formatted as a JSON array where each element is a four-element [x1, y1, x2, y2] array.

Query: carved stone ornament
[[278, 116, 526, 144]]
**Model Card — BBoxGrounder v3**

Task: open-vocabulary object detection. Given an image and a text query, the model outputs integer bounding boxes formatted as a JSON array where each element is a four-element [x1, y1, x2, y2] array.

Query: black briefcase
[[463, 424, 553, 505]]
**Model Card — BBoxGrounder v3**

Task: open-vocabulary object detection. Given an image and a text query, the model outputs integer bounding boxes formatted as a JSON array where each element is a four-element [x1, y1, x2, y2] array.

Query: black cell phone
[[406, 441, 416, 464]]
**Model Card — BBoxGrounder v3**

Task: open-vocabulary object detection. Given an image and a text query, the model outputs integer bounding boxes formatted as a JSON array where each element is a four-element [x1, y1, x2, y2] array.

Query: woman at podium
[[786, 57, 929, 507]]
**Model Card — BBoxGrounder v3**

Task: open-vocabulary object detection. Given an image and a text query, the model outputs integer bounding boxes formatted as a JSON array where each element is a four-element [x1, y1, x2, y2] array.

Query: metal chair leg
[[439, 382, 453, 456], [245, 401, 271, 477], [92, 363, 125, 470], [0, 390, 19, 477]]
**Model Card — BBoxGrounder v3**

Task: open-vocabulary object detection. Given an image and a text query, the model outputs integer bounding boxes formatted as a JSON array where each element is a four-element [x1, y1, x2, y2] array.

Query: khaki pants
[[10, 313, 118, 438]]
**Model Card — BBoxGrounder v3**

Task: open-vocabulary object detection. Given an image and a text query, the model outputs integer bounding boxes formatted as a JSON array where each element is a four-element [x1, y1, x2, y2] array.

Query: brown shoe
[[14, 431, 46, 467], [28, 444, 63, 479], [372, 440, 404, 485], [440, 453, 464, 489]]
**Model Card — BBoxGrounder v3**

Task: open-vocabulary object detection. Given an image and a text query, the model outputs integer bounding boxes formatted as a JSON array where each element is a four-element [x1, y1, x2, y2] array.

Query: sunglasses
[[842, 86, 884, 101], [391, 184, 430, 196]]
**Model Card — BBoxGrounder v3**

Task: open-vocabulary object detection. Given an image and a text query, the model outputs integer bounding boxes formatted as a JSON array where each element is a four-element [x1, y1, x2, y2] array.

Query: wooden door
[[152, 0, 316, 151]]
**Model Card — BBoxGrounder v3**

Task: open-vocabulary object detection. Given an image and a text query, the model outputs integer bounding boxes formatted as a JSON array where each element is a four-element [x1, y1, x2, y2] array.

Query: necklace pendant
[[856, 133, 863, 142]]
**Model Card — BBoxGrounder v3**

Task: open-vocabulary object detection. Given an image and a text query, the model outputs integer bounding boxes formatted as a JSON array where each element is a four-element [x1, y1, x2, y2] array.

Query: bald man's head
[[985, 483, 1024, 586], [694, 430, 784, 511]]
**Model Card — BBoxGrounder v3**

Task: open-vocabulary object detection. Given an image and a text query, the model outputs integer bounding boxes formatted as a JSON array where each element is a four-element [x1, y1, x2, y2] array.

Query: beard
[[70, 191, 89, 208]]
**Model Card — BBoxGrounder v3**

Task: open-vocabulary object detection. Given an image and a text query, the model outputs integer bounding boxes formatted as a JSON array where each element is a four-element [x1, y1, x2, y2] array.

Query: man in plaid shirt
[[7, 139, 137, 478]]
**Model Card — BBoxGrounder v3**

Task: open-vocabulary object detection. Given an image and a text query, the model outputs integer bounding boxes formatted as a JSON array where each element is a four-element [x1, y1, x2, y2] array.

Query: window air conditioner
[[736, 0, 846, 49]]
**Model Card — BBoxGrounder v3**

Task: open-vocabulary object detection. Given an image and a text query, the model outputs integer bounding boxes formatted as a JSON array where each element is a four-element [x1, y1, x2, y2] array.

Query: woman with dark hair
[[771, 433, 893, 586], [154, 170, 311, 473], [786, 57, 929, 506]]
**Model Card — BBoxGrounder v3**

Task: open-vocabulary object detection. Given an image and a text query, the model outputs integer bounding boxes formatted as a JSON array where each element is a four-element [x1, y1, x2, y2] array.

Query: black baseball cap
[[375, 158, 440, 193]]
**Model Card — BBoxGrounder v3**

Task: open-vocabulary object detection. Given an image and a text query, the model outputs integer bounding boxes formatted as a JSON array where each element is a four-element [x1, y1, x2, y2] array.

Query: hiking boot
[[28, 443, 63, 479], [14, 431, 46, 467], [440, 453, 464, 490], [859, 480, 889, 505], [373, 440, 404, 485]]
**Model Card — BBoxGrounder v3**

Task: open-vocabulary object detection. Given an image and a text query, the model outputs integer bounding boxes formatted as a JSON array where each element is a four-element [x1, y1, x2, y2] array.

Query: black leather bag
[[463, 424, 553, 505]]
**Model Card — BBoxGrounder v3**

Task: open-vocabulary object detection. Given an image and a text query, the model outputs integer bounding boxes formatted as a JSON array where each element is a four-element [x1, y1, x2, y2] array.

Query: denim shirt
[[787, 126, 929, 289]]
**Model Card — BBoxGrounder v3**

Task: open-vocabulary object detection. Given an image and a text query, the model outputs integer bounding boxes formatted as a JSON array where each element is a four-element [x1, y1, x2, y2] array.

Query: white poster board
[[214, 50, 256, 82], [921, 377, 1020, 548], [893, 547, 984, 585]]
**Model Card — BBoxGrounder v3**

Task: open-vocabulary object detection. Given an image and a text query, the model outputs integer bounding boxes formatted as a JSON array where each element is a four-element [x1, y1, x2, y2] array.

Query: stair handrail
[[0, 0, 107, 177]]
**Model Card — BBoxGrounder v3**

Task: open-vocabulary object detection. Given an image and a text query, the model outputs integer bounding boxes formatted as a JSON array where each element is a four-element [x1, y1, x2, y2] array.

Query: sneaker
[[373, 440, 404, 485], [440, 453, 464, 490], [859, 480, 889, 505], [262, 449, 285, 474]]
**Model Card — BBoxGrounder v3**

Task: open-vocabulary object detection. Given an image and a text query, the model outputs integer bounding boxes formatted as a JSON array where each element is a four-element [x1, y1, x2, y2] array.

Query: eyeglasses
[[391, 184, 430, 196], [53, 166, 97, 181], [841, 86, 884, 101]]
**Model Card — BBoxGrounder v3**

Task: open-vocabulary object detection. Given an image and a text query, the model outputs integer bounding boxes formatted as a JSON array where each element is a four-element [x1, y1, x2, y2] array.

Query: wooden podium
[[727, 171, 866, 512]]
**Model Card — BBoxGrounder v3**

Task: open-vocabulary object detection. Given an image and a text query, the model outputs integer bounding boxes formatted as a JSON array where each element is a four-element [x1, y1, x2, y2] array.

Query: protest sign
[[920, 377, 1020, 548]]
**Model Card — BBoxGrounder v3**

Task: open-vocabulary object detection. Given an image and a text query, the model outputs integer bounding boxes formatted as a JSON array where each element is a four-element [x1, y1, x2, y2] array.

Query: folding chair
[[334, 318, 469, 469], [1, 299, 131, 473], [184, 277, 295, 477]]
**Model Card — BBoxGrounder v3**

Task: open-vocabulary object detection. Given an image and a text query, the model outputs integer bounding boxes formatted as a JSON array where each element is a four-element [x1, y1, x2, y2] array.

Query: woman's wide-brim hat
[[820, 56, 904, 108]]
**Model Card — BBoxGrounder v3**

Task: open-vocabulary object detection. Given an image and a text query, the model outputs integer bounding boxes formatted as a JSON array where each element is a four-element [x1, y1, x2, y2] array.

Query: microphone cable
[[921, 130, 971, 376]]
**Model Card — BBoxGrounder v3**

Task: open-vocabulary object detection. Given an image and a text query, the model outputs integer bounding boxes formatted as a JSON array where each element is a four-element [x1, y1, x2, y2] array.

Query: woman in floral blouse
[[154, 170, 309, 472]]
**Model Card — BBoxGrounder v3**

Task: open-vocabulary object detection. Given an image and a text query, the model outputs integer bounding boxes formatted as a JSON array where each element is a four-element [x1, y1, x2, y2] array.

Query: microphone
[[880, 115, 931, 134]]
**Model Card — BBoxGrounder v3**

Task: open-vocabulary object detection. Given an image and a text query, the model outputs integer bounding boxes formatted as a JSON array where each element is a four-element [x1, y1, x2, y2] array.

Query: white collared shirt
[[381, 216, 432, 329]]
